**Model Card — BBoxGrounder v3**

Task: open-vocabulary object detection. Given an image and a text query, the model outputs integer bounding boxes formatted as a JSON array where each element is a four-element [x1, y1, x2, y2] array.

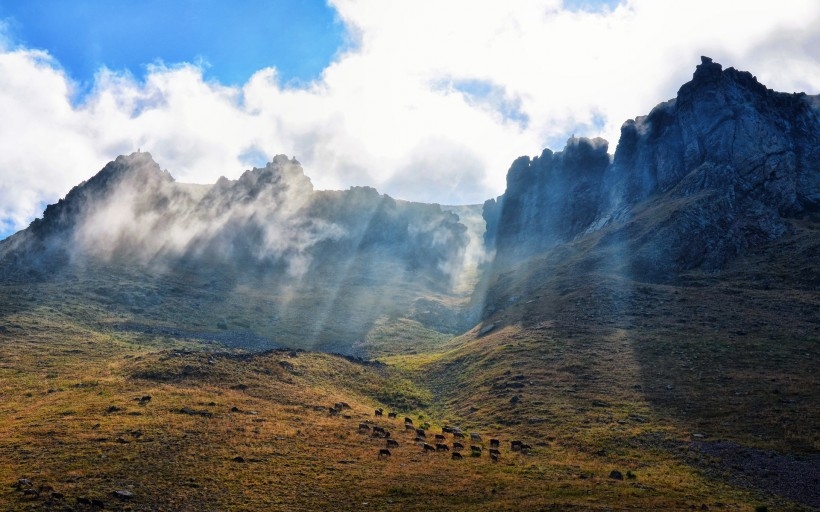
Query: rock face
[[486, 57, 820, 278], [486, 137, 610, 261]]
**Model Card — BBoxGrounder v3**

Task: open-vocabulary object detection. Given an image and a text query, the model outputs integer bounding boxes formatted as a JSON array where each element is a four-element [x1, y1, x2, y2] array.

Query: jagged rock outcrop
[[486, 136, 610, 261], [486, 57, 820, 278]]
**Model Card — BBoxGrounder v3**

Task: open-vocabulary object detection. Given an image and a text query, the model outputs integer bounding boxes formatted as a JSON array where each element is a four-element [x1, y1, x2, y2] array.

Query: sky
[[0, 0, 818, 240]]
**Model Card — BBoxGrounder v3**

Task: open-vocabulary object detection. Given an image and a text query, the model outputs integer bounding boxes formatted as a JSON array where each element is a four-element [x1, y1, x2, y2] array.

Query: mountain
[[484, 56, 820, 280], [0, 153, 478, 353], [0, 57, 818, 510]]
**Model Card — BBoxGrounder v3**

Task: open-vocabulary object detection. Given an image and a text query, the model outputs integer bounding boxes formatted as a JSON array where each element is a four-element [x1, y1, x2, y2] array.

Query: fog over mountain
[[1, 56, 818, 354], [0, 152, 479, 352]]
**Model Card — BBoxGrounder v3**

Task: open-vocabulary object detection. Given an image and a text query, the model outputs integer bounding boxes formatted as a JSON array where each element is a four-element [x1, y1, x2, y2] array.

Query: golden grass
[[1, 305, 812, 511]]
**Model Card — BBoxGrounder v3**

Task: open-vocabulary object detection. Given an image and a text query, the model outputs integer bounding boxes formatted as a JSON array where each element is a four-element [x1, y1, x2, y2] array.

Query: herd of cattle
[[330, 403, 532, 461]]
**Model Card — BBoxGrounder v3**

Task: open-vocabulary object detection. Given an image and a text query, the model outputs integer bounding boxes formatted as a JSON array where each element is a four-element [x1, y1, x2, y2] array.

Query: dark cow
[[451, 452, 463, 460], [359, 423, 371, 431], [378, 448, 391, 458], [511, 440, 522, 451], [335, 402, 351, 410], [490, 439, 500, 448], [375, 408, 383, 417], [520, 443, 532, 453], [470, 433, 482, 442], [470, 445, 482, 455], [388, 412, 397, 419], [404, 417, 413, 425], [415, 428, 426, 438], [422, 443, 436, 452], [453, 431, 465, 439], [372, 426, 386, 437], [442, 426, 453, 433], [328, 407, 340, 416], [434, 434, 446, 441], [414, 436, 425, 443], [452, 442, 464, 451], [491, 452, 499, 462], [435, 443, 449, 452], [489, 448, 501, 457], [386, 439, 399, 448], [405, 424, 416, 431]]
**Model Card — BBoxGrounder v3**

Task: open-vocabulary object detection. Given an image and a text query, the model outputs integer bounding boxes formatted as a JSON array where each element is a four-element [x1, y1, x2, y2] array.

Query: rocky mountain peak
[[487, 57, 820, 278]]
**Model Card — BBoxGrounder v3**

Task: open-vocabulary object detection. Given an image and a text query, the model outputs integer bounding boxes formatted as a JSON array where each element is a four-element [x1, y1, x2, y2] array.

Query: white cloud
[[1, 0, 819, 237]]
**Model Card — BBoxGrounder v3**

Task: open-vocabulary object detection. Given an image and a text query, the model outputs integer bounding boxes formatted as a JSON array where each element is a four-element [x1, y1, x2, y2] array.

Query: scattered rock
[[112, 490, 134, 501], [479, 323, 496, 336]]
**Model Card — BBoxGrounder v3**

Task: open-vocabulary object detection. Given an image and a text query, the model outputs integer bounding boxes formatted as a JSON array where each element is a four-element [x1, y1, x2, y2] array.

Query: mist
[[2, 151, 483, 353]]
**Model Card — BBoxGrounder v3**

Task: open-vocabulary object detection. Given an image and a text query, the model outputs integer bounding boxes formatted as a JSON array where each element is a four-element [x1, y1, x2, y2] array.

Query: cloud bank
[[1, 0, 818, 237]]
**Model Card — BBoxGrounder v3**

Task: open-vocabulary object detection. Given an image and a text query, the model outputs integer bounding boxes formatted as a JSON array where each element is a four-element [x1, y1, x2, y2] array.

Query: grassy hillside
[[2, 277, 817, 511]]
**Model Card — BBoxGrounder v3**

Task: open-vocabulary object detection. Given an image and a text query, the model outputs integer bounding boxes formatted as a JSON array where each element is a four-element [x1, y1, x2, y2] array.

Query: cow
[[453, 431, 465, 439], [375, 408, 383, 416], [422, 443, 436, 452], [511, 440, 522, 451], [388, 412, 398, 419], [372, 426, 386, 437], [489, 448, 501, 457], [414, 436, 425, 443], [434, 434, 446, 441], [490, 439, 500, 448], [520, 443, 532, 453], [404, 417, 413, 425], [415, 428, 426, 438], [451, 452, 463, 460], [386, 439, 399, 448], [328, 407, 340, 416], [470, 445, 482, 455], [336, 401, 351, 410], [405, 424, 416, 431], [452, 442, 464, 451], [491, 452, 499, 462], [442, 426, 453, 433], [435, 443, 449, 452], [470, 433, 482, 442], [359, 423, 371, 431], [378, 449, 391, 458]]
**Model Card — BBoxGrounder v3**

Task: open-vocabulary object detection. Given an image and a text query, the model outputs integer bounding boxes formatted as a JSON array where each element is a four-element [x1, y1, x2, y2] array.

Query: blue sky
[[0, 0, 818, 240], [0, 0, 346, 91]]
